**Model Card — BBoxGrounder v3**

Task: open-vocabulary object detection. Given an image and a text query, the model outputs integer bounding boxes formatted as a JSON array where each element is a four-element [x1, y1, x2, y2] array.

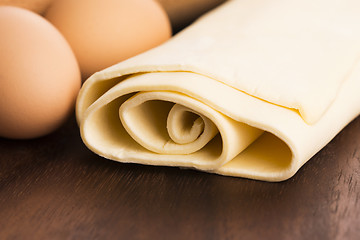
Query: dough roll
[[76, 0, 360, 181]]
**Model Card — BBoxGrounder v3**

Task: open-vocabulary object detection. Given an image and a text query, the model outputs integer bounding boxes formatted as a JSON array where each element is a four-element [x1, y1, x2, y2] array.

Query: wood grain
[[0, 113, 359, 239]]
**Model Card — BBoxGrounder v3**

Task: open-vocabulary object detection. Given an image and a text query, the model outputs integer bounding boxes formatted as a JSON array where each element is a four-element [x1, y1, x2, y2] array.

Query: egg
[[0, 0, 54, 14], [45, 0, 172, 79], [0, 6, 81, 139]]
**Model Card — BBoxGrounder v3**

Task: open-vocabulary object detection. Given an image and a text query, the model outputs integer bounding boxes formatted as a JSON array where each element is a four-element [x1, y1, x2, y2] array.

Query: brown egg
[[45, 0, 172, 79], [0, 0, 54, 14], [0, 6, 81, 139]]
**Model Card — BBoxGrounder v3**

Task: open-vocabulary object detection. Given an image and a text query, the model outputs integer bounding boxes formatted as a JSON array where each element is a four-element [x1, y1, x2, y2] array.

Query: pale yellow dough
[[76, 0, 360, 181]]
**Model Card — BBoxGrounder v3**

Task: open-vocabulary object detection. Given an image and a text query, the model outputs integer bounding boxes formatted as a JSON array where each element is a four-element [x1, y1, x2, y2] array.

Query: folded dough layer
[[76, 0, 360, 181]]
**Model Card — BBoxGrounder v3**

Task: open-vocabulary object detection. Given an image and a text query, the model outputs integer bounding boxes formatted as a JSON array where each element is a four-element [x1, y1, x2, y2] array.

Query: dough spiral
[[76, 0, 360, 181]]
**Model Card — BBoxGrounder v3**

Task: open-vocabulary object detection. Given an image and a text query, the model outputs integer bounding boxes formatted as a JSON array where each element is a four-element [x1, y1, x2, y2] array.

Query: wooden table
[[0, 113, 359, 239]]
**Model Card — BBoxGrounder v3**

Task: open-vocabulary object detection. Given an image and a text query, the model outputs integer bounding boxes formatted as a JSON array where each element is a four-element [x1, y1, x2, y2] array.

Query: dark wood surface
[[0, 113, 359, 240]]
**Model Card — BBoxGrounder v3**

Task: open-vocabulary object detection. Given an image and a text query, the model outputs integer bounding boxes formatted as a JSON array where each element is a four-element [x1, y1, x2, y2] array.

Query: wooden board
[[0, 113, 359, 239]]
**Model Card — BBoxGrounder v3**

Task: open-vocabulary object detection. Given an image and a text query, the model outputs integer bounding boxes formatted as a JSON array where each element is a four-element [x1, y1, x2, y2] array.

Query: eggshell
[[45, 0, 172, 79], [0, 0, 54, 14], [0, 6, 81, 139]]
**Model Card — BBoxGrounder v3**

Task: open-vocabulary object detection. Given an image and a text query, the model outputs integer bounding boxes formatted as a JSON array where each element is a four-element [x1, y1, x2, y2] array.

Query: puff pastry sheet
[[76, 0, 360, 181]]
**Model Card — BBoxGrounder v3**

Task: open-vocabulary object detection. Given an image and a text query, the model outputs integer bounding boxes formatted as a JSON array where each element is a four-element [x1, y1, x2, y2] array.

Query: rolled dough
[[76, 0, 360, 181]]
